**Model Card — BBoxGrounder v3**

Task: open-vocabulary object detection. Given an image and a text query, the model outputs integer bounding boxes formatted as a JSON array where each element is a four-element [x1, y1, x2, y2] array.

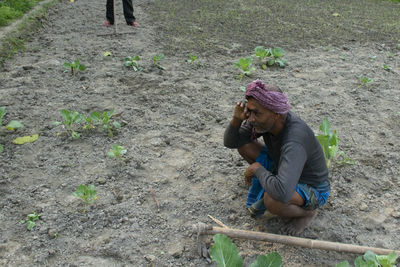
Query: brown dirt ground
[[0, 0, 400, 266]]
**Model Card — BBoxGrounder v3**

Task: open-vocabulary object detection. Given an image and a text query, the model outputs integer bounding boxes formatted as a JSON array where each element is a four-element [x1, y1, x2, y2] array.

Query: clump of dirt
[[0, 0, 399, 266]]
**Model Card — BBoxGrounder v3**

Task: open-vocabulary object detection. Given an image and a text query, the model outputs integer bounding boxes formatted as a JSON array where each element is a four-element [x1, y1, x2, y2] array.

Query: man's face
[[246, 98, 277, 134]]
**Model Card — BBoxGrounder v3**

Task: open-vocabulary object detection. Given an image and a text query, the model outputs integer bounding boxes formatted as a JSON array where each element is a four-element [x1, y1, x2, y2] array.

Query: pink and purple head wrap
[[245, 80, 290, 114]]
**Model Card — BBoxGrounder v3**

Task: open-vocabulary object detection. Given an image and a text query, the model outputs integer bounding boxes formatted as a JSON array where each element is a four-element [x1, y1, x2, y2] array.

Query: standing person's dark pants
[[106, 0, 135, 25]]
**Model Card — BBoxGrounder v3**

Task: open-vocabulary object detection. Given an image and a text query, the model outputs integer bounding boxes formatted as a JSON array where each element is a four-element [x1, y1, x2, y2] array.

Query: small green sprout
[[53, 109, 86, 139], [73, 184, 97, 204], [316, 118, 339, 169], [387, 51, 393, 58], [83, 111, 101, 130], [186, 53, 197, 64], [63, 60, 86, 75], [359, 75, 373, 86], [0, 106, 24, 153], [124, 56, 142, 71], [152, 53, 165, 70], [101, 109, 121, 138], [108, 144, 127, 159], [0, 106, 24, 131], [382, 64, 392, 71], [397, 44, 400, 50], [104, 51, 112, 57], [316, 118, 353, 168], [233, 57, 255, 80], [20, 211, 41, 231]]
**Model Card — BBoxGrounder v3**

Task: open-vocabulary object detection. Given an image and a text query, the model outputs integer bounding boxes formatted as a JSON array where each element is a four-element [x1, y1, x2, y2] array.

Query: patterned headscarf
[[245, 80, 290, 114]]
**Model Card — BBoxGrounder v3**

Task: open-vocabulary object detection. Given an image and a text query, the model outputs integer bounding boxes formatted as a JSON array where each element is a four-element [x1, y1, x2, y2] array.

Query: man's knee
[[263, 194, 283, 215], [238, 142, 263, 164]]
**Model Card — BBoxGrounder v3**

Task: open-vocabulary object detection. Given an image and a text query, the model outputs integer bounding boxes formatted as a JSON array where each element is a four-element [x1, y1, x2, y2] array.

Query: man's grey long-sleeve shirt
[[224, 112, 329, 203]]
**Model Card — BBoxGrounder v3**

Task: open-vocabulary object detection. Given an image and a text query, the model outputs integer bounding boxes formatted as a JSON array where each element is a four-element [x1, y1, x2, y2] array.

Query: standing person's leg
[[105, 0, 115, 25], [122, 0, 136, 25]]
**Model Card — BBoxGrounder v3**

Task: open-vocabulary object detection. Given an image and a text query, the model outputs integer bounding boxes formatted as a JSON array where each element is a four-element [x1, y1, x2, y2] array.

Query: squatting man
[[224, 80, 330, 235]]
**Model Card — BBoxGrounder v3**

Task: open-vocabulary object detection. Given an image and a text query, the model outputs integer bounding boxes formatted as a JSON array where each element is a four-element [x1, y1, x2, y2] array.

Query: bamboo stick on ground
[[207, 215, 229, 228], [193, 223, 400, 255]]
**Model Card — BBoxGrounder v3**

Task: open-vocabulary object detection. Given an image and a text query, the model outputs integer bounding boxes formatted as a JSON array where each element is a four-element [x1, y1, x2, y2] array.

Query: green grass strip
[[0, 0, 60, 67]]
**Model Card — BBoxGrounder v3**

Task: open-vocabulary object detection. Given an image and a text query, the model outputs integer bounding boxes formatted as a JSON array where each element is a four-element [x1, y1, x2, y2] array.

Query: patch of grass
[[0, 6, 23, 26], [0, 0, 59, 67], [147, 0, 400, 55], [0, 0, 43, 26]]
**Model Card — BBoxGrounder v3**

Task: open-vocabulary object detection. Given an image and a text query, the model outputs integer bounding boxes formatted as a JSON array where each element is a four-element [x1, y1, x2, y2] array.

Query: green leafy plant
[[0, 106, 24, 153], [152, 53, 165, 70], [108, 144, 127, 159], [359, 75, 373, 86], [53, 109, 86, 139], [0, 106, 24, 131], [209, 234, 282, 267], [335, 250, 399, 267], [63, 59, 86, 75], [186, 53, 197, 64], [254, 46, 268, 69], [254, 46, 287, 69], [20, 211, 41, 231], [233, 56, 256, 80], [101, 109, 121, 138], [316, 118, 354, 168], [73, 184, 97, 204], [124, 55, 142, 71], [382, 64, 392, 71], [82, 111, 101, 130], [266, 47, 287, 67], [387, 51, 393, 58]]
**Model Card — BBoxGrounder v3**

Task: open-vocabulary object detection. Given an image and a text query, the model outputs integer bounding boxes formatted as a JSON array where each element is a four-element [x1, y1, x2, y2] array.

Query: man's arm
[[254, 142, 307, 203], [223, 102, 252, 148]]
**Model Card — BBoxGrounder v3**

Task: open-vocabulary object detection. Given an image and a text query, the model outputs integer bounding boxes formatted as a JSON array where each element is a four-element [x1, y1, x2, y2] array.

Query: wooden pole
[[193, 223, 400, 255]]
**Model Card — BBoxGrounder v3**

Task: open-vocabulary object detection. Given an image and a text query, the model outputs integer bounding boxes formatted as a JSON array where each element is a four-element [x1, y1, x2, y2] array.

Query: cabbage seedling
[[83, 111, 101, 130], [101, 109, 121, 138], [152, 53, 165, 70], [124, 56, 142, 71], [335, 250, 399, 267], [63, 60, 86, 75], [108, 144, 127, 159], [20, 211, 41, 231], [209, 234, 282, 267], [53, 109, 86, 139], [73, 184, 97, 204], [382, 64, 392, 71], [315, 118, 354, 168], [0, 106, 24, 131], [266, 47, 287, 67], [254, 46, 268, 69], [0, 106, 24, 153], [233, 57, 255, 80], [186, 53, 197, 64], [316, 118, 339, 169], [359, 75, 373, 86]]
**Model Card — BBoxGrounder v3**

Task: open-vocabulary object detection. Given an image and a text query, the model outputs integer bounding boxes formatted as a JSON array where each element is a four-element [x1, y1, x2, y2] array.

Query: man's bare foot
[[283, 210, 317, 236]]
